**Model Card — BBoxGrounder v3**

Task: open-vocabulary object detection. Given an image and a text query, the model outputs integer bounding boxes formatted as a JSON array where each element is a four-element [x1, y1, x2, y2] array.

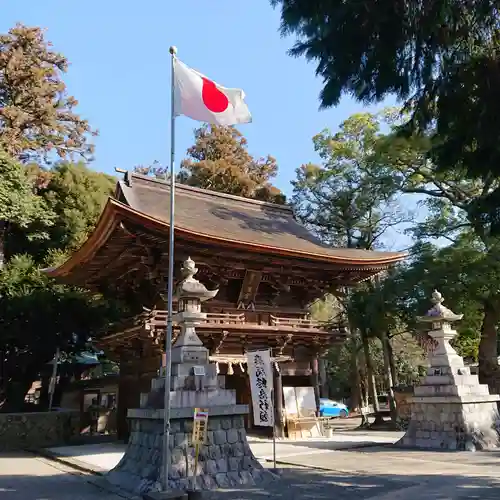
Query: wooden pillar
[[273, 363, 284, 438], [310, 356, 320, 413]]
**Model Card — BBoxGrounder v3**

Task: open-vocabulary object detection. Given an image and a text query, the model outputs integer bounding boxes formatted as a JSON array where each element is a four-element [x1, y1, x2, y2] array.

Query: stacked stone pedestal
[[398, 291, 500, 451], [106, 379, 267, 494], [106, 258, 272, 496]]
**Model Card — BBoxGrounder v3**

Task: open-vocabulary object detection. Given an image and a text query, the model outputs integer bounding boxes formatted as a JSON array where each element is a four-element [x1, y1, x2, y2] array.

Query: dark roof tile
[[117, 173, 405, 263]]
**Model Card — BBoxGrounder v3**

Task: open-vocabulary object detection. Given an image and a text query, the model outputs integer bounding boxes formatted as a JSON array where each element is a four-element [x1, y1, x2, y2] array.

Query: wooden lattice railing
[[269, 315, 323, 329], [204, 313, 245, 324], [144, 310, 328, 331]]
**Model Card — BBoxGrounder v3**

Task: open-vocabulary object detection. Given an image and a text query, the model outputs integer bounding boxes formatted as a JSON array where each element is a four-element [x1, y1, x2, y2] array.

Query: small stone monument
[[398, 290, 500, 450], [106, 258, 271, 496]]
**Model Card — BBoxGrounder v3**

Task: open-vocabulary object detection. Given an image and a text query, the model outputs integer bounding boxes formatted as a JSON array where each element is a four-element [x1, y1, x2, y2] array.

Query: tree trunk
[[381, 333, 398, 423], [318, 358, 329, 398], [358, 368, 370, 427], [350, 357, 361, 410], [386, 338, 399, 387], [478, 300, 500, 394], [361, 329, 383, 425]]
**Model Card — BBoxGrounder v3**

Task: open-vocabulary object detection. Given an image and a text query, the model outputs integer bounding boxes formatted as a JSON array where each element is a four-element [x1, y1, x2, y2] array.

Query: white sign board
[[283, 386, 298, 416], [295, 387, 317, 414], [246, 349, 274, 427]]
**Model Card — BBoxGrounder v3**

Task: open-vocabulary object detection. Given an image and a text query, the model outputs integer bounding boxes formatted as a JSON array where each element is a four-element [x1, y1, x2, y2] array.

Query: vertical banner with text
[[246, 349, 274, 427]]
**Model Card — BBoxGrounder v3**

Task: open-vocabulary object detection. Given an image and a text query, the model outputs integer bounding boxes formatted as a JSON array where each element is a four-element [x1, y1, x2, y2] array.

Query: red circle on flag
[[202, 77, 229, 113]]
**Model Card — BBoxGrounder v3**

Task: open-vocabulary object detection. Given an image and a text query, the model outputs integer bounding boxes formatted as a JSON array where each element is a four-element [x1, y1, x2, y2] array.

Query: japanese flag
[[173, 57, 252, 126]]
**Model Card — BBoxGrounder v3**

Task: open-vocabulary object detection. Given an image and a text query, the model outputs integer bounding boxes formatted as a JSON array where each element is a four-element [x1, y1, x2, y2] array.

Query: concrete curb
[[30, 449, 140, 499], [32, 447, 107, 476]]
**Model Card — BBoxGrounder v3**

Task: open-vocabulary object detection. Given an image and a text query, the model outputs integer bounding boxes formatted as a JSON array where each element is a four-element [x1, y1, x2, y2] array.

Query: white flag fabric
[[246, 349, 274, 427], [173, 57, 252, 126]]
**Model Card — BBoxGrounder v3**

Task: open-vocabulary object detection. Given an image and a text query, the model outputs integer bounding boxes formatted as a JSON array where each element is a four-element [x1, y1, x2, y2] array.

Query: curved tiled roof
[[115, 173, 406, 264], [47, 173, 407, 280]]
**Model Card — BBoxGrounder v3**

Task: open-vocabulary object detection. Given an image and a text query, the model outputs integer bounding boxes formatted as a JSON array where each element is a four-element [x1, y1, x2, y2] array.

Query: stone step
[[414, 384, 490, 397], [142, 389, 238, 410], [421, 374, 479, 386], [151, 375, 227, 391]]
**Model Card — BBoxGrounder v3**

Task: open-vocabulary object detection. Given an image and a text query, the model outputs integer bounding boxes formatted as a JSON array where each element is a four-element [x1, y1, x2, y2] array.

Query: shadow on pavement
[[80, 466, 500, 500], [1, 452, 500, 500]]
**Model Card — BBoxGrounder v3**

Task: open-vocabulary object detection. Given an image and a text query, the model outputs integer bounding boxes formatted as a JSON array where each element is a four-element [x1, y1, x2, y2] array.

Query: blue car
[[319, 398, 349, 418]]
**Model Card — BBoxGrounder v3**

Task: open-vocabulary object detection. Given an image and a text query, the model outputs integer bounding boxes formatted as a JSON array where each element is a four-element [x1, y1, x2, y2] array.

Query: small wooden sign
[[192, 408, 209, 445]]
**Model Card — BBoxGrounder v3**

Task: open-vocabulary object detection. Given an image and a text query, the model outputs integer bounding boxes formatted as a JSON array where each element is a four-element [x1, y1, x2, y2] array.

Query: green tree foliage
[[294, 112, 412, 420], [325, 332, 424, 403], [0, 24, 97, 163], [40, 162, 115, 255], [0, 158, 118, 410], [0, 150, 53, 267], [292, 113, 409, 248], [392, 239, 494, 362], [297, 109, 500, 412], [368, 113, 500, 389], [271, 0, 500, 226], [5, 161, 115, 265], [0, 255, 122, 410], [179, 124, 286, 204], [0, 23, 117, 410]]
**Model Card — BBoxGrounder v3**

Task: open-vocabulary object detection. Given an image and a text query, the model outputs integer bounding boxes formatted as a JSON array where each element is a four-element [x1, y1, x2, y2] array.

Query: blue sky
[[3, 1, 413, 249]]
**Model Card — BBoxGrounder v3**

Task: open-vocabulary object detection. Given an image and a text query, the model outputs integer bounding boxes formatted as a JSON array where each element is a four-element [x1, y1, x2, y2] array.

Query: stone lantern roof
[[417, 290, 463, 325], [175, 257, 219, 303]]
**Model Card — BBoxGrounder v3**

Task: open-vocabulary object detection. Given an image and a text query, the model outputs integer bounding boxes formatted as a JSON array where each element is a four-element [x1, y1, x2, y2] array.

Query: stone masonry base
[[397, 401, 499, 451], [106, 414, 271, 495]]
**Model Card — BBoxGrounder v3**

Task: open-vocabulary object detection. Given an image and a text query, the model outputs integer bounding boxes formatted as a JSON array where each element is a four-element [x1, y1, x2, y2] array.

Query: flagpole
[[162, 44, 177, 492]]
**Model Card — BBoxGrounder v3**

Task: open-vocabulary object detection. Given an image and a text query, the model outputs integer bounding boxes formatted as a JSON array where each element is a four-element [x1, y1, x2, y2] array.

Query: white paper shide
[[246, 349, 274, 427]]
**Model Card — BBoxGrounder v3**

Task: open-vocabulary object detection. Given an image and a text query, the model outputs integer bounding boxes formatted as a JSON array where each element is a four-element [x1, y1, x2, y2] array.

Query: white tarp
[[246, 349, 274, 427]]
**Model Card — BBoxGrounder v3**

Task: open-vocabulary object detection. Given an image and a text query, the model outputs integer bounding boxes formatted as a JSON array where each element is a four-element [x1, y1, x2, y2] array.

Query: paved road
[[0, 452, 124, 500], [202, 447, 500, 500], [5, 445, 500, 499]]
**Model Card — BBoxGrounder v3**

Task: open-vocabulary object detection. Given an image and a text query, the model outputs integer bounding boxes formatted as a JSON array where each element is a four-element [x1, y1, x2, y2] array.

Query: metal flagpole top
[[169, 46, 177, 55]]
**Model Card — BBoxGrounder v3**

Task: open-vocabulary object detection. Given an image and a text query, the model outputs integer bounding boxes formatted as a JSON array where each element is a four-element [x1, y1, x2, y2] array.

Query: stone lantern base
[[397, 365, 500, 450], [106, 405, 267, 494]]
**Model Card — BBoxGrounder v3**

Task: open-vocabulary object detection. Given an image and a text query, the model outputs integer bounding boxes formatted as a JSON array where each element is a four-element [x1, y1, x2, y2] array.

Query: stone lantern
[[106, 257, 271, 494], [416, 290, 464, 372], [397, 290, 500, 451], [170, 257, 218, 366]]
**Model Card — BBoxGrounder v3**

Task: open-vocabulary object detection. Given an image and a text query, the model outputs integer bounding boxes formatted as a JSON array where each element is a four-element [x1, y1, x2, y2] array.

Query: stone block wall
[[107, 413, 267, 494], [0, 410, 80, 451]]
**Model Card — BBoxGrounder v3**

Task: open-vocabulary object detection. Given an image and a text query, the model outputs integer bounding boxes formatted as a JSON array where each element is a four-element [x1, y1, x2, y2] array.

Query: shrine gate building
[[47, 172, 406, 440]]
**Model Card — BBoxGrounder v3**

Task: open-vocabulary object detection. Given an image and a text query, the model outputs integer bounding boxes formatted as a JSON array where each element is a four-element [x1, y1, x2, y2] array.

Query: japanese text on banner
[[246, 350, 274, 427]]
